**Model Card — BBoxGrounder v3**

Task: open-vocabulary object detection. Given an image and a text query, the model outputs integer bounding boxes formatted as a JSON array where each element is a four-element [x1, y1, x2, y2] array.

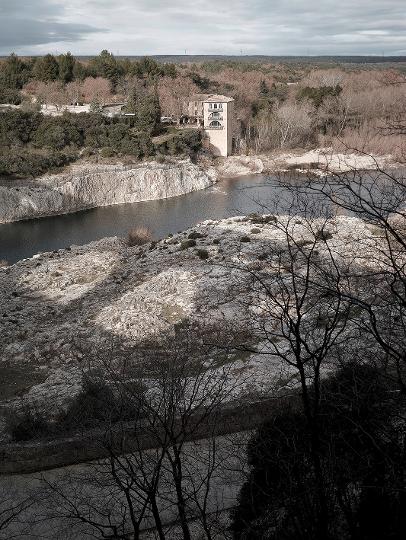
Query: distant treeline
[[0, 51, 176, 92], [4, 54, 406, 64]]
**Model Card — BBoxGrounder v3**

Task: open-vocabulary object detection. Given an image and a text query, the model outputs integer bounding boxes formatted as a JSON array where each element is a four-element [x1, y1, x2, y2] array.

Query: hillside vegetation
[[1, 52, 406, 178]]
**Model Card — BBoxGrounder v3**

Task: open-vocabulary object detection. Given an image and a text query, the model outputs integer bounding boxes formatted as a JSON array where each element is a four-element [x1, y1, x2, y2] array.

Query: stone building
[[187, 94, 234, 157]]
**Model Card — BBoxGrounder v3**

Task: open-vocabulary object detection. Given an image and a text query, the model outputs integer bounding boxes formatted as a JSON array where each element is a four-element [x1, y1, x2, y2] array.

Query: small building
[[187, 94, 234, 157]]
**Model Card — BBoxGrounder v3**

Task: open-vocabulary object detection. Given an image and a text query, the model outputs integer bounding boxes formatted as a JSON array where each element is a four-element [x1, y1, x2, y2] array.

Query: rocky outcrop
[[216, 149, 394, 178], [217, 155, 264, 177], [0, 214, 375, 423], [0, 159, 217, 223]]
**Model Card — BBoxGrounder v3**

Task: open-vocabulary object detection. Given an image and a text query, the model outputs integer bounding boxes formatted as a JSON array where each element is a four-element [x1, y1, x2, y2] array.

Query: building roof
[[189, 93, 234, 103]]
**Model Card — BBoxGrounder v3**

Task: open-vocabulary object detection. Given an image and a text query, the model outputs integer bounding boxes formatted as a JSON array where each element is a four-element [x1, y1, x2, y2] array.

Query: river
[[0, 174, 325, 264]]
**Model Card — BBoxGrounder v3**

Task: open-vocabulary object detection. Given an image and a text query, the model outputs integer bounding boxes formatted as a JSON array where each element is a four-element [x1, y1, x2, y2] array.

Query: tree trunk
[[171, 449, 191, 540], [150, 497, 166, 540]]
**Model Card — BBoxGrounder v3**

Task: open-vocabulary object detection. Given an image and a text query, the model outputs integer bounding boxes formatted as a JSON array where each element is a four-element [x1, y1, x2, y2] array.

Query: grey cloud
[[0, 0, 61, 18], [0, 0, 104, 54], [0, 18, 103, 50], [1, 0, 406, 55]]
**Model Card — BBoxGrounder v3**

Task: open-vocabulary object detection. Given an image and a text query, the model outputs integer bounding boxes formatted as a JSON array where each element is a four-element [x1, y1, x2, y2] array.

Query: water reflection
[[0, 175, 329, 264]]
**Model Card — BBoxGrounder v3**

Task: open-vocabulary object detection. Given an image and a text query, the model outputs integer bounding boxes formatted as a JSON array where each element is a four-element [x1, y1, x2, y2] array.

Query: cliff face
[[0, 159, 217, 223]]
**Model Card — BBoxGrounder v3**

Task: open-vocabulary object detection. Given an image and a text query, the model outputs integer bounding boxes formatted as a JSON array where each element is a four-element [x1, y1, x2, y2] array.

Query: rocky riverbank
[[217, 148, 393, 177], [0, 213, 377, 435], [0, 159, 217, 223], [0, 149, 394, 224]]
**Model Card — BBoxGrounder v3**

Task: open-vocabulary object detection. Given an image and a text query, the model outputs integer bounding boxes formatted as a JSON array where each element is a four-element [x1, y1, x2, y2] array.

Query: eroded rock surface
[[0, 214, 378, 425], [0, 159, 217, 223]]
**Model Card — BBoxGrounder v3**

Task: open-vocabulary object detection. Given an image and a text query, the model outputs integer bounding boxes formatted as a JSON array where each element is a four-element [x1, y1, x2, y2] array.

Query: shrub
[[180, 239, 197, 250], [0, 150, 74, 178], [296, 238, 314, 248], [0, 86, 22, 104], [248, 213, 277, 224], [0, 110, 156, 176], [59, 376, 143, 430], [6, 377, 143, 441], [0, 110, 42, 146], [128, 226, 153, 246], [240, 236, 251, 242], [297, 84, 342, 108], [32, 116, 82, 150], [188, 231, 206, 239], [5, 406, 52, 441], [100, 146, 116, 158], [59, 378, 116, 429], [315, 229, 333, 241], [80, 147, 95, 158], [154, 129, 202, 156], [196, 248, 209, 260]]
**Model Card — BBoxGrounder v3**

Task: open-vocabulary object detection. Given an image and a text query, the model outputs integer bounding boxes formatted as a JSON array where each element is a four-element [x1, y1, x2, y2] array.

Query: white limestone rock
[[0, 159, 217, 223]]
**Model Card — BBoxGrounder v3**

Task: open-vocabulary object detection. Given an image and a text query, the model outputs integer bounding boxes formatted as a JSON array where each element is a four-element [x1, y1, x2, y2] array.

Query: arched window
[[209, 120, 221, 127]]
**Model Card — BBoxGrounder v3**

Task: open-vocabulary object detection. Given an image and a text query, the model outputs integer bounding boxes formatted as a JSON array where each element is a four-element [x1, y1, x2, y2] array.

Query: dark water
[[0, 175, 321, 264]]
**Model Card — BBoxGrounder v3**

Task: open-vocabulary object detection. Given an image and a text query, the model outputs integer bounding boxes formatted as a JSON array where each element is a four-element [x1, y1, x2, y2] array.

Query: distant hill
[[3, 55, 406, 65], [74, 55, 406, 65]]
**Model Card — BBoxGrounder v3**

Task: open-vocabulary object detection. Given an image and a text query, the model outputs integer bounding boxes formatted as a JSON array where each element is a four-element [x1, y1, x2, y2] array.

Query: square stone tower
[[202, 95, 234, 157], [187, 94, 234, 157]]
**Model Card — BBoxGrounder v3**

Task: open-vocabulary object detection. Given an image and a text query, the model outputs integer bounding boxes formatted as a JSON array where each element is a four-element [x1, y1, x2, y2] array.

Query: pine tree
[[0, 53, 30, 89], [33, 54, 59, 82], [58, 52, 75, 84], [136, 93, 161, 134]]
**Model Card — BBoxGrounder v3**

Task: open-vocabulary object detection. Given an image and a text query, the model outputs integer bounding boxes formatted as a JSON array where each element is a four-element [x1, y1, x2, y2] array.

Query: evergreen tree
[[137, 92, 161, 134], [125, 87, 138, 114], [125, 88, 161, 135], [0, 53, 30, 89], [72, 61, 87, 81], [58, 52, 75, 83], [33, 54, 59, 82], [89, 50, 122, 85], [232, 364, 405, 540]]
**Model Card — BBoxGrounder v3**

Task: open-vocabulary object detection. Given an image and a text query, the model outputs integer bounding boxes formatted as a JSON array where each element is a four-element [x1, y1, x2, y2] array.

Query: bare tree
[[82, 77, 112, 106], [275, 103, 314, 148], [0, 485, 33, 540], [37, 326, 245, 540], [65, 80, 84, 105], [222, 210, 356, 539], [281, 157, 406, 390]]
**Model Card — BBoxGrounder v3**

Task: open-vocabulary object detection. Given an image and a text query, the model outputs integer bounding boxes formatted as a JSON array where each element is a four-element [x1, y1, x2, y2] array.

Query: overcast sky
[[1, 0, 406, 56]]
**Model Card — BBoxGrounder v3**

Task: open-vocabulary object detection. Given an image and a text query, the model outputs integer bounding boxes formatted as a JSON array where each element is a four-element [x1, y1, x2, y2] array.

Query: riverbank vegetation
[[0, 107, 202, 178], [1, 51, 406, 177]]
